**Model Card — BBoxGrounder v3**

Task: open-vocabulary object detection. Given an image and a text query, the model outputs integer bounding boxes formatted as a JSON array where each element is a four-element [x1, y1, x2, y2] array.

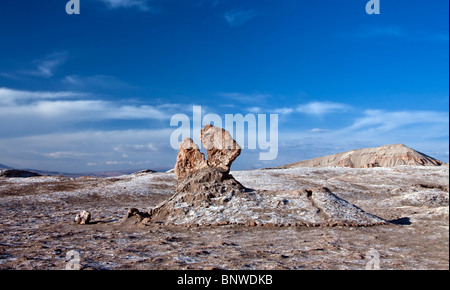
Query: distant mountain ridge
[[0, 164, 13, 170], [0, 163, 158, 178], [279, 144, 444, 169]]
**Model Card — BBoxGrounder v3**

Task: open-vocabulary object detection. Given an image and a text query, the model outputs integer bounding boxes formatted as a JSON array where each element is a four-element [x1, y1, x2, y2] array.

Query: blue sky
[[0, 0, 448, 172]]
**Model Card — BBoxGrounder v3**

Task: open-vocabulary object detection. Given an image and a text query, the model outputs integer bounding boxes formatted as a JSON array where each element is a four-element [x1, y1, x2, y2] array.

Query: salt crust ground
[[0, 166, 448, 270]]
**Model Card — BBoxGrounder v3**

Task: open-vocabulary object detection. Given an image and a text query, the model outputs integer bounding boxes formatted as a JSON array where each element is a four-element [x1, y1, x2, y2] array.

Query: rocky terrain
[[0, 165, 448, 270], [0, 130, 448, 270], [280, 144, 444, 169]]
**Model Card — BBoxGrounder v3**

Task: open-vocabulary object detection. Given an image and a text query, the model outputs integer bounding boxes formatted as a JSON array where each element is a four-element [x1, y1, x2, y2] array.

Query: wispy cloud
[[247, 101, 349, 117], [217, 92, 270, 103], [25, 52, 68, 78], [309, 128, 330, 133], [2, 52, 69, 80], [62, 74, 134, 91], [99, 0, 155, 12], [296, 102, 349, 116], [274, 107, 294, 115], [0, 87, 184, 138], [348, 109, 449, 133], [113, 143, 157, 153], [224, 9, 256, 27], [0, 87, 88, 105]]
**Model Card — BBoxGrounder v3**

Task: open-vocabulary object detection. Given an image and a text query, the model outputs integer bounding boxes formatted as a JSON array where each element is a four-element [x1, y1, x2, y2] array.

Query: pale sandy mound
[[280, 144, 444, 169]]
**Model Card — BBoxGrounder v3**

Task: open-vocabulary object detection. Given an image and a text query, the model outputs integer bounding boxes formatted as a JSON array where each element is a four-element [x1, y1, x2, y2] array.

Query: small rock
[[124, 208, 151, 223], [74, 211, 91, 225], [126, 208, 140, 218]]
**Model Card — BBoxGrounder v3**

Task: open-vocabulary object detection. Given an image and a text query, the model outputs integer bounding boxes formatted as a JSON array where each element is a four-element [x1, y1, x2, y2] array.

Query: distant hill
[[0, 164, 13, 170], [0, 169, 42, 178], [279, 144, 444, 169], [1, 166, 159, 178]]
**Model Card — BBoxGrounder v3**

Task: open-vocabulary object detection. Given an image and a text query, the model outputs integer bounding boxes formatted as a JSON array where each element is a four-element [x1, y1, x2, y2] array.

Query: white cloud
[[296, 102, 349, 116], [44, 151, 92, 158], [0, 87, 191, 142], [0, 87, 88, 106], [309, 128, 329, 133], [218, 92, 270, 103], [225, 99, 349, 118], [242, 101, 348, 116], [247, 107, 261, 113], [113, 143, 157, 153], [274, 108, 295, 115], [62, 75, 133, 91], [224, 9, 256, 27], [99, 0, 154, 11], [0, 88, 172, 123], [349, 109, 449, 133]]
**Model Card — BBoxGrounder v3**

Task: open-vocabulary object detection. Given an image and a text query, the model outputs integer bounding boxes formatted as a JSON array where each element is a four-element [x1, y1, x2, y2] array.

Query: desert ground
[[0, 165, 448, 270]]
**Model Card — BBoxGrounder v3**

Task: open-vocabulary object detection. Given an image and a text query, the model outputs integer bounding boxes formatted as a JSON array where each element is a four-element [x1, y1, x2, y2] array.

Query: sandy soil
[[0, 166, 448, 270]]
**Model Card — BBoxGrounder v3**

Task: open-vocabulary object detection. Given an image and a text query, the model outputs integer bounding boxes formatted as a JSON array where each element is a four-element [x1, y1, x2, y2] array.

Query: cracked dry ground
[[0, 166, 448, 270]]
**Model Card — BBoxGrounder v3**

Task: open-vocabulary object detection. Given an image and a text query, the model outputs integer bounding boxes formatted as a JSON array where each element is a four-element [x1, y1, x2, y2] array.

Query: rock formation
[[149, 186, 387, 227], [142, 125, 387, 227], [200, 124, 241, 173], [173, 125, 244, 194], [174, 138, 209, 181], [280, 144, 444, 169], [174, 125, 242, 182]]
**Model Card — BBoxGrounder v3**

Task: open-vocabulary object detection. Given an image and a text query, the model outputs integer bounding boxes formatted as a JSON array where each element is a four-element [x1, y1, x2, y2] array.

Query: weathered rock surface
[[201, 125, 241, 173], [174, 138, 208, 181], [74, 211, 91, 225], [307, 187, 386, 226], [176, 167, 246, 194], [149, 185, 386, 227], [280, 144, 444, 169]]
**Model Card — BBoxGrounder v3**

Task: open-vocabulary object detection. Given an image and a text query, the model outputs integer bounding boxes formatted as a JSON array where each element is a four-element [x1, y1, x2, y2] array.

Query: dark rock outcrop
[[0, 170, 41, 178]]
